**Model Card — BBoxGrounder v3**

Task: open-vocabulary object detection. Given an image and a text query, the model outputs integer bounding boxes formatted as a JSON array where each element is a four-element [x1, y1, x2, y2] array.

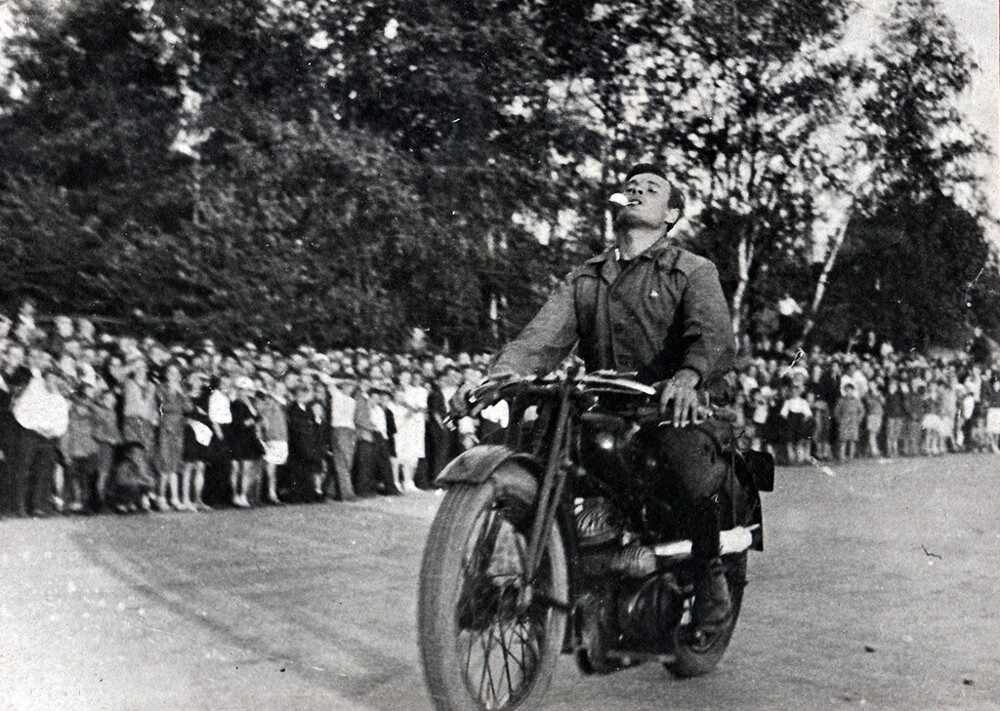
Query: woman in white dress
[[391, 369, 428, 492]]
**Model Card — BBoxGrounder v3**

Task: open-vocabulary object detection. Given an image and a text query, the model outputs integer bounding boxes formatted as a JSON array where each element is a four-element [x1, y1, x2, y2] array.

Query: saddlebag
[[739, 450, 775, 492]]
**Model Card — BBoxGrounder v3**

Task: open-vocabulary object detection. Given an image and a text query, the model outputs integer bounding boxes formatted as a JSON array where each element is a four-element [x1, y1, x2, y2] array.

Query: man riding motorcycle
[[482, 163, 737, 637]]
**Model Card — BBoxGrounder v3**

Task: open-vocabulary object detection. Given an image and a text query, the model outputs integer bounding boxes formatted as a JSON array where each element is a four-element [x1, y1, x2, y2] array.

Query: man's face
[[616, 173, 679, 230]]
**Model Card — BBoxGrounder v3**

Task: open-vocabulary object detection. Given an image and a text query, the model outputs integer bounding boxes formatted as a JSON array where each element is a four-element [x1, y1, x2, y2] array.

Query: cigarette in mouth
[[609, 193, 638, 207], [608, 193, 639, 207]]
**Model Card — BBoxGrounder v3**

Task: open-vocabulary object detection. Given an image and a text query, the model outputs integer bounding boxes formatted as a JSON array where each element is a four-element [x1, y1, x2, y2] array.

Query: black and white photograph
[[0, 1, 998, 709]]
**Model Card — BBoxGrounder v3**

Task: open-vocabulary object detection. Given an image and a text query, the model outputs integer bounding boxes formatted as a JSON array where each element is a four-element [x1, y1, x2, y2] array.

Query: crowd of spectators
[[0, 299, 495, 518], [1, 298, 998, 519], [731, 331, 1000, 465]]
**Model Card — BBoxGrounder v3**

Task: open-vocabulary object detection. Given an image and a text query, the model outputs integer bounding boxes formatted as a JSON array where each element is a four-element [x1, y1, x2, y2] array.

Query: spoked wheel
[[666, 552, 747, 678], [418, 465, 568, 711]]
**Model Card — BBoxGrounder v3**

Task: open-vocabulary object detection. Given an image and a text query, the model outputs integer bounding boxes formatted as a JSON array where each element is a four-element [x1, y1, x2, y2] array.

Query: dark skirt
[[783, 412, 813, 442], [112, 444, 156, 494], [225, 423, 265, 461]]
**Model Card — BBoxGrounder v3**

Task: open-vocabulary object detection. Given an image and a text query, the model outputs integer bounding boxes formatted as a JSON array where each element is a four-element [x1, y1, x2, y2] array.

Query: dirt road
[[1, 454, 997, 710]]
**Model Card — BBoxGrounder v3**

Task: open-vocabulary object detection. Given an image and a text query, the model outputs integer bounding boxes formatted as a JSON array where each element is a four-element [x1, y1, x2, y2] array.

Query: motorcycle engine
[[614, 573, 686, 655]]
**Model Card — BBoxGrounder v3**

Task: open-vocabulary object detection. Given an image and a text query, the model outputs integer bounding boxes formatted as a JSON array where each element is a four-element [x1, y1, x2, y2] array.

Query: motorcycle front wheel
[[418, 465, 568, 711]]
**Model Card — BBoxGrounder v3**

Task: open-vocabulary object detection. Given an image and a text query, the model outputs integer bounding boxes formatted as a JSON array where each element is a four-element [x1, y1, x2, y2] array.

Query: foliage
[[819, 190, 989, 349], [0, 0, 994, 352]]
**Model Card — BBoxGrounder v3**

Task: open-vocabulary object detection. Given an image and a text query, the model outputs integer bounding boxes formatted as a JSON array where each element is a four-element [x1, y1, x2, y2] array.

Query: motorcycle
[[417, 369, 774, 710]]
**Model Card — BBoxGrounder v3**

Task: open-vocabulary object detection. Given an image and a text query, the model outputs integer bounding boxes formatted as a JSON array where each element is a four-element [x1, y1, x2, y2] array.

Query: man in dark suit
[[425, 366, 457, 481], [286, 383, 327, 502]]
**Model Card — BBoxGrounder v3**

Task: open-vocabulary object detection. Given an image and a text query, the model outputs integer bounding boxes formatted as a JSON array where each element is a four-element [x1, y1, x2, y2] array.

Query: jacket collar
[[584, 235, 679, 283]]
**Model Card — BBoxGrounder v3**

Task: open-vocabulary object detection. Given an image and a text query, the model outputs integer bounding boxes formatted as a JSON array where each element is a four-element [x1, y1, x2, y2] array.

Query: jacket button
[[613, 323, 624, 335]]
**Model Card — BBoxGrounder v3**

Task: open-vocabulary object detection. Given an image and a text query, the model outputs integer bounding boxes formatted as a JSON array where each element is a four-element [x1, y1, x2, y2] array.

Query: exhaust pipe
[[653, 525, 760, 560]]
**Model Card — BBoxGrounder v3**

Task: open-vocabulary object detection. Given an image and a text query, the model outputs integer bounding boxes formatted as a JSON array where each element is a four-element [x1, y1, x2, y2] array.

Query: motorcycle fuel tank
[[577, 413, 663, 498]]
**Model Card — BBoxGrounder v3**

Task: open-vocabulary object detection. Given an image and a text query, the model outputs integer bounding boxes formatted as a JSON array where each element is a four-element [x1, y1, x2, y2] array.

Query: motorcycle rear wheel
[[665, 552, 747, 678], [418, 465, 568, 711]]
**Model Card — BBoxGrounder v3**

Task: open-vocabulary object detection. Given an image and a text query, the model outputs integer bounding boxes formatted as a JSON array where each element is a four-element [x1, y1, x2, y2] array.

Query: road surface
[[1, 454, 998, 710]]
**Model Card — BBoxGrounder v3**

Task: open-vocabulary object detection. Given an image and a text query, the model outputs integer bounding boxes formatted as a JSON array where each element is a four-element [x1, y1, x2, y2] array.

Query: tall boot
[[691, 557, 732, 635]]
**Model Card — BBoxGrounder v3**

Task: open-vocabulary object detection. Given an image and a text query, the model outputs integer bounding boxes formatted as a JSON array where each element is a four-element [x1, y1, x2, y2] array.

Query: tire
[[418, 465, 568, 711], [666, 552, 747, 678]]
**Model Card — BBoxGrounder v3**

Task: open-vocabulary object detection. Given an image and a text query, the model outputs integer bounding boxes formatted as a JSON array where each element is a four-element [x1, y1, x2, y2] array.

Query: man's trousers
[[13, 429, 59, 516], [329, 427, 357, 501]]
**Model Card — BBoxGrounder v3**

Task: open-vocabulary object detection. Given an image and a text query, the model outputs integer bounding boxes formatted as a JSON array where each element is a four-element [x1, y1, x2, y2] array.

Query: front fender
[[435, 445, 581, 652], [434, 444, 544, 487]]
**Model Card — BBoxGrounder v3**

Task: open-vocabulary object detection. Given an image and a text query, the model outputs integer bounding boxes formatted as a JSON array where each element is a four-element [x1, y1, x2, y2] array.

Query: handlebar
[[464, 371, 654, 412], [456, 371, 726, 427]]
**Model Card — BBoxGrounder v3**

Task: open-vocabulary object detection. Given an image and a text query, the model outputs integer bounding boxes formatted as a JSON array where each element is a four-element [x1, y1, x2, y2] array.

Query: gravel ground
[[1, 453, 998, 710]]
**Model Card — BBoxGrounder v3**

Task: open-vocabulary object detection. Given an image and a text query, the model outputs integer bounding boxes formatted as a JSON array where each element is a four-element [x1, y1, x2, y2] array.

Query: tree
[[0, 0, 185, 315], [0, 0, 590, 350], [0, 0, 991, 352], [801, 0, 990, 340], [820, 190, 989, 349]]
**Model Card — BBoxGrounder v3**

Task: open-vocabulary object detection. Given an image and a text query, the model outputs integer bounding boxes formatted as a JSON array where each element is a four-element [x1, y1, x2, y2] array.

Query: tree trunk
[[730, 234, 754, 336], [801, 223, 848, 341], [486, 229, 498, 343]]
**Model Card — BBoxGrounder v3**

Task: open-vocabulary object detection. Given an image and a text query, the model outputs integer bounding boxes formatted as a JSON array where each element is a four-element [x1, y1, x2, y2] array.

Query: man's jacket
[[492, 236, 735, 387]]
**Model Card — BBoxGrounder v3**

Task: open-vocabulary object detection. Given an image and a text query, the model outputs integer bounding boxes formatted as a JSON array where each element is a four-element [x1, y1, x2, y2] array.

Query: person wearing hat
[[481, 162, 737, 638]]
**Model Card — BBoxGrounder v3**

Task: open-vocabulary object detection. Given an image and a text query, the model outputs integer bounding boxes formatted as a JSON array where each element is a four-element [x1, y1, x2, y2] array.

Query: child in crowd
[[904, 382, 927, 456], [112, 442, 156, 513], [921, 381, 944, 456], [809, 389, 832, 461], [970, 415, 992, 452], [91, 387, 121, 511], [957, 384, 976, 451], [864, 385, 885, 458], [834, 383, 864, 461], [883, 379, 906, 458], [63, 383, 99, 513], [747, 388, 770, 453], [779, 381, 812, 465]]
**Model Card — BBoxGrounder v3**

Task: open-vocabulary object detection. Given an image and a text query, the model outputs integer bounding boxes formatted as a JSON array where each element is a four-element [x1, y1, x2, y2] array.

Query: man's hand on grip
[[658, 368, 700, 428]]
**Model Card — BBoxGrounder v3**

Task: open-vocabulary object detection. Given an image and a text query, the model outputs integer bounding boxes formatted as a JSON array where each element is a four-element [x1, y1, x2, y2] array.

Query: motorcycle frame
[[434, 372, 766, 658]]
